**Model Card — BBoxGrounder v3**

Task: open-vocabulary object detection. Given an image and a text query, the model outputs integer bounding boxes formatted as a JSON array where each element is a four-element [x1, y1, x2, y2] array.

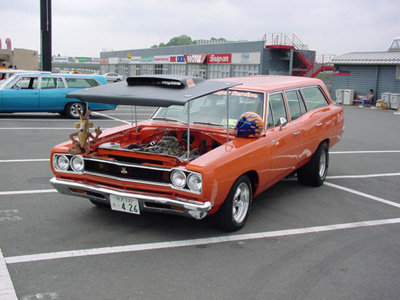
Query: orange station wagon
[[50, 75, 344, 231]]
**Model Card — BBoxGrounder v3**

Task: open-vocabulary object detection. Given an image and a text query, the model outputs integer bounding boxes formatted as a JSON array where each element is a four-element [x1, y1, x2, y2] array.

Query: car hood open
[[67, 75, 241, 107]]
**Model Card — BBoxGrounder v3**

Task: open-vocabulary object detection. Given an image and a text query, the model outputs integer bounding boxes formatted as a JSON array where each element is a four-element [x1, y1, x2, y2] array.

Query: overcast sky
[[2, 0, 399, 58]]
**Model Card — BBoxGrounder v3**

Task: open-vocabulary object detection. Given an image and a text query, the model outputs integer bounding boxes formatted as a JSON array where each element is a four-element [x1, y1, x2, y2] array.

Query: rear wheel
[[64, 102, 85, 119], [297, 142, 329, 186], [216, 175, 252, 231]]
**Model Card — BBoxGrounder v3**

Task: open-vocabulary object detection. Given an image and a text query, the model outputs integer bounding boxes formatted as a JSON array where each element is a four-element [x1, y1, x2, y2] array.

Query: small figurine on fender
[[68, 109, 102, 155]]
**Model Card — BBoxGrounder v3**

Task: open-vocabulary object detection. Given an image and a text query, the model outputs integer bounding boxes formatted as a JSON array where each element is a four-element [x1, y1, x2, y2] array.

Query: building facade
[[99, 36, 317, 80], [332, 38, 400, 102]]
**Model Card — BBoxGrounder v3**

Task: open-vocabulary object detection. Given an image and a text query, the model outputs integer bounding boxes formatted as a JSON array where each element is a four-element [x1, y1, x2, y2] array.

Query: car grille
[[84, 158, 171, 185]]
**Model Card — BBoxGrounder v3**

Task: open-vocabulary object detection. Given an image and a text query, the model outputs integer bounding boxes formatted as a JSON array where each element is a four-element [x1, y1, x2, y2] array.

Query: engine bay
[[98, 128, 226, 161]]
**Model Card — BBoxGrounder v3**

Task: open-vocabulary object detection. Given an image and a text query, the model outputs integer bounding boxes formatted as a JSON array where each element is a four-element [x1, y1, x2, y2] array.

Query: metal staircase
[[262, 33, 320, 77]]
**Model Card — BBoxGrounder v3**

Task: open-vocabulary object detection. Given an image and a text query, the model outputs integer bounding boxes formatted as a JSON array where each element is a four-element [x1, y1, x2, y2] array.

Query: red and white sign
[[207, 54, 232, 64], [154, 56, 170, 63], [184, 54, 207, 64]]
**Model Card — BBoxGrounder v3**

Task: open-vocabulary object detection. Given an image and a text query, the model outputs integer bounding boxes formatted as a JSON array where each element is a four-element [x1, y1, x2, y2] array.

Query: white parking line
[[327, 172, 400, 179], [0, 189, 56, 196], [0, 159, 49, 163], [0, 128, 110, 130], [91, 112, 131, 125], [324, 182, 400, 208], [0, 249, 18, 300], [0, 119, 130, 122], [4, 217, 400, 265], [331, 150, 400, 154], [0, 128, 82, 130]]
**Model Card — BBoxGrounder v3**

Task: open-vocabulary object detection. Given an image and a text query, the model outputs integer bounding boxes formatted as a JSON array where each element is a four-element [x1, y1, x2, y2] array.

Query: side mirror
[[278, 117, 288, 130]]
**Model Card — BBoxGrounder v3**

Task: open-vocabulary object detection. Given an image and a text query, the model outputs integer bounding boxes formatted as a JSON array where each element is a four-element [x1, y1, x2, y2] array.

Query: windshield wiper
[[152, 117, 187, 125], [192, 121, 224, 127]]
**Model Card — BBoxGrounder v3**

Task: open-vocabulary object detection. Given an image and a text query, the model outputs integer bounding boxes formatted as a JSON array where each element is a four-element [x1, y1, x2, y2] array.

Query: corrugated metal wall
[[377, 66, 400, 98], [332, 64, 400, 100]]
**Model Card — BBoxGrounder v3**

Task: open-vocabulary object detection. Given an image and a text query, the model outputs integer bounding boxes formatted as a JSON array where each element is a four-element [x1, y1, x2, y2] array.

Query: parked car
[[50, 75, 344, 231], [102, 72, 124, 82], [0, 73, 116, 118]]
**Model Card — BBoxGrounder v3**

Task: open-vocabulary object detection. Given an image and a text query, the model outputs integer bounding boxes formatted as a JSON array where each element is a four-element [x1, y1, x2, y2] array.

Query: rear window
[[301, 86, 328, 110], [65, 78, 100, 88], [41, 77, 65, 89], [285, 90, 306, 121]]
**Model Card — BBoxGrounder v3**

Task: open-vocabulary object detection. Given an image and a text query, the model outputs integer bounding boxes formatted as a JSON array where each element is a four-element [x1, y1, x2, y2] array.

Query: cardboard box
[[376, 99, 388, 110]]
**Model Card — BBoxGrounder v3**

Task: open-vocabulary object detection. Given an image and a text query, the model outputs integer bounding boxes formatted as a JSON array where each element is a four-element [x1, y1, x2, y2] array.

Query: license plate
[[110, 194, 140, 215]]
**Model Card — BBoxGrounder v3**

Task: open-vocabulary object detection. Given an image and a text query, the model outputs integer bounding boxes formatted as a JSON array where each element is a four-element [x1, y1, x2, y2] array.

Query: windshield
[[0, 74, 19, 89], [151, 90, 264, 127]]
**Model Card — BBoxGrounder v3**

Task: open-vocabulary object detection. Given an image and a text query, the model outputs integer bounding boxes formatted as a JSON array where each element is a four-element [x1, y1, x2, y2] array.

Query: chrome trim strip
[[50, 177, 211, 219], [85, 157, 171, 172], [84, 171, 171, 187]]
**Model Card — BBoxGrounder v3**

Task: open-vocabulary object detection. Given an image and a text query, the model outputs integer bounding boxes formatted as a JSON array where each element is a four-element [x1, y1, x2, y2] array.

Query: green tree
[[154, 35, 195, 48]]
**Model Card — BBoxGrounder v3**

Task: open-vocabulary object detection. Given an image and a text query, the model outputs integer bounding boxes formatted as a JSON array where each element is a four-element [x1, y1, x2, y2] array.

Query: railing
[[315, 54, 336, 64], [262, 33, 308, 50]]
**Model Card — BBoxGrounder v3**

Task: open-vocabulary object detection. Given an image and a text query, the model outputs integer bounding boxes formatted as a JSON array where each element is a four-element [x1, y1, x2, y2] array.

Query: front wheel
[[216, 175, 252, 232], [297, 142, 329, 186], [64, 102, 85, 119]]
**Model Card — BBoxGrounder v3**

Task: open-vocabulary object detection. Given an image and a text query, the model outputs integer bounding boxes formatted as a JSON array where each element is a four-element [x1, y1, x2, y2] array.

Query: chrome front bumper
[[50, 177, 212, 220]]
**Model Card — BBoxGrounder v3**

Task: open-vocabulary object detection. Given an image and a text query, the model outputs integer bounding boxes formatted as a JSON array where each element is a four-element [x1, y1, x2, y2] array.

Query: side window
[[267, 92, 287, 128], [13, 77, 38, 89], [41, 77, 57, 89], [57, 78, 65, 88], [301, 87, 328, 110], [285, 90, 306, 121], [65, 78, 100, 88]]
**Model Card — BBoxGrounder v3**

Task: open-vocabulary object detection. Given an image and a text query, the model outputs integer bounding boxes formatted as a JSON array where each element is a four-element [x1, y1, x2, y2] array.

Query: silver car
[[102, 72, 124, 82]]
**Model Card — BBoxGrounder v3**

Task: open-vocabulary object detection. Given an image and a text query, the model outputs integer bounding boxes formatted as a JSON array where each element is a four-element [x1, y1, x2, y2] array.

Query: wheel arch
[[242, 170, 259, 196]]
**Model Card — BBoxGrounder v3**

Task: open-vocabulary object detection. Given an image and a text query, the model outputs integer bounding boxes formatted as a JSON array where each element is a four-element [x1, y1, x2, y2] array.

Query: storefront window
[[232, 64, 259, 77], [208, 64, 230, 79], [188, 64, 206, 78], [128, 65, 140, 76], [140, 64, 154, 75], [170, 64, 186, 75], [155, 64, 168, 74]]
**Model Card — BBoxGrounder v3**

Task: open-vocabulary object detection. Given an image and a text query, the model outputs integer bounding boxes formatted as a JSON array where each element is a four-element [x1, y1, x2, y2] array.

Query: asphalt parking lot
[[1, 105, 399, 300]]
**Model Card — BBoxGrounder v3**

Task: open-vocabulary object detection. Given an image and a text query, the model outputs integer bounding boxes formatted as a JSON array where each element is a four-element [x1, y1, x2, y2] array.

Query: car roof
[[213, 75, 324, 92], [11, 73, 104, 78]]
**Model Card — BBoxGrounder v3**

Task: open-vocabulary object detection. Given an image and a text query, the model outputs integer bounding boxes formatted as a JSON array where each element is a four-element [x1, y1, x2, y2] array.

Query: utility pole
[[40, 0, 52, 71]]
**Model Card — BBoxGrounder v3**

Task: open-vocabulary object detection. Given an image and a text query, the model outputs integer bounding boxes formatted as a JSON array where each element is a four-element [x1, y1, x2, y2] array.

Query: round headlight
[[171, 170, 186, 188], [70, 155, 85, 172], [187, 173, 202, 192], [55, 155, 70, 171]]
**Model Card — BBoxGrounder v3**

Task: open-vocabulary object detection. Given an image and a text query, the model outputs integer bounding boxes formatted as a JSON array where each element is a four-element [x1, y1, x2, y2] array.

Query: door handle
[[272, 140, 280, 146], [315, 123, 323, 127], [293, 131, 301, 135]]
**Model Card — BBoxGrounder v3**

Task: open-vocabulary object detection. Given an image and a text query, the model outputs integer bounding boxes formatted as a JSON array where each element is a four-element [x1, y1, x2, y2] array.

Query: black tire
[[115, 78, 121, 82], [297, 142, 329, 187], [64, 102, 85, 119], [216, 175, 252, 232]]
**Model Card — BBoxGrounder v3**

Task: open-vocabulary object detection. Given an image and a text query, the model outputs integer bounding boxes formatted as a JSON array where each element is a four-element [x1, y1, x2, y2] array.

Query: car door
[[39, 76, 68, 111], [2, 76, 39, 111], [264, 92, 300, 184], [298, 86, 331, 161], [284, 89, 310, 165]]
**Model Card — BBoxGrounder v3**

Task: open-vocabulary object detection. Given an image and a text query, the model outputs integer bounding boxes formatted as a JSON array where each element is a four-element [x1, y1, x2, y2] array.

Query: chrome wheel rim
[[70, 103, 84, 118], [319, 150, 327, 178], [232, 182, 250, 223]]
